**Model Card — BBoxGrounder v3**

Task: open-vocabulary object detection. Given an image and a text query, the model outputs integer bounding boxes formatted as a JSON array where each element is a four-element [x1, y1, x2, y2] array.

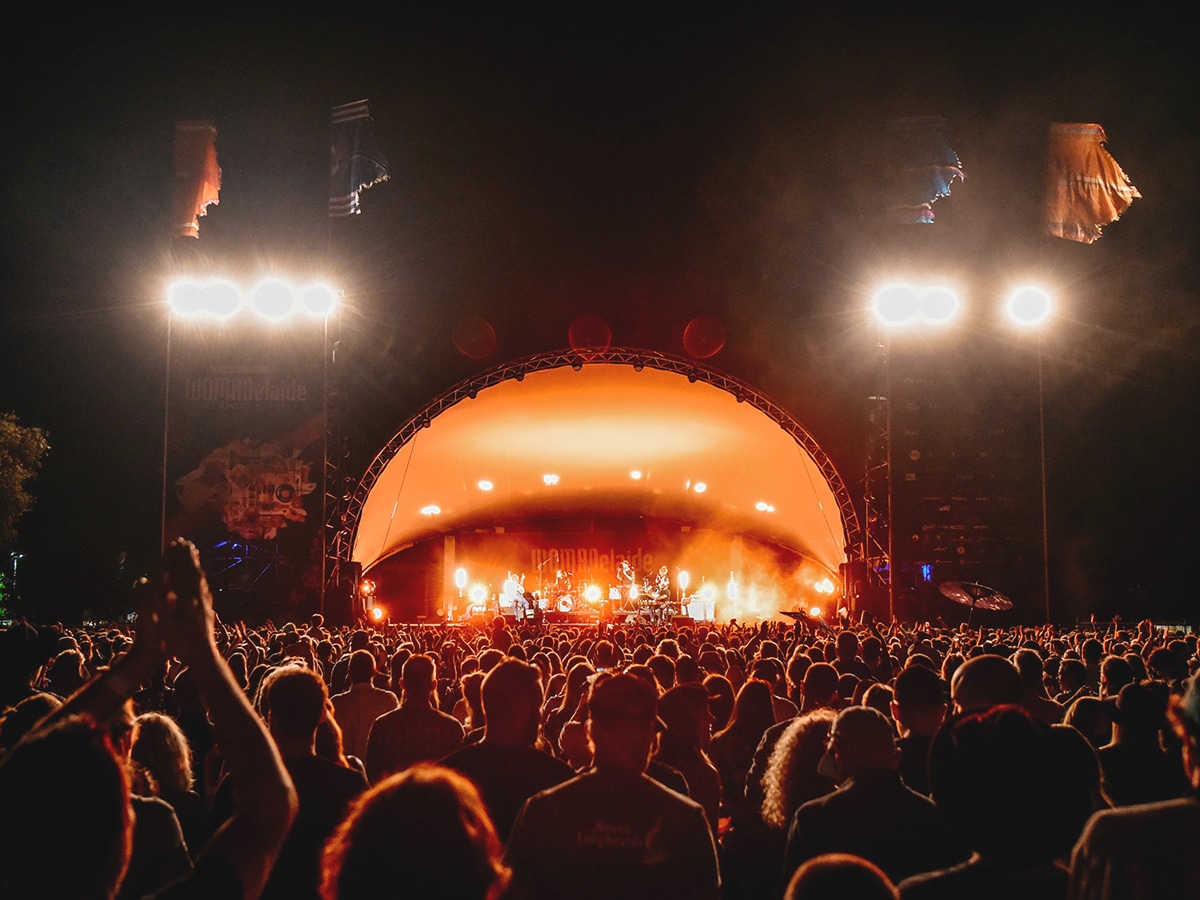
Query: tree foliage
[[0, 412, 49, 549]]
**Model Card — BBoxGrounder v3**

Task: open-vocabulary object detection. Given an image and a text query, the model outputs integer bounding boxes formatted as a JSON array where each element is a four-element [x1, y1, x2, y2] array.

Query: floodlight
[[921, 287, 960, 324], [1006, 286, 1053, 327], [477, 480, 494, 491], [167, 281, 203, 315], [679, 570, 690, 591], [454, 567, 468, 589], [301, 284, 338, 317], [872, 284, 920, 327], [420, 505, 441, 516], [251, 280, 296, 320]]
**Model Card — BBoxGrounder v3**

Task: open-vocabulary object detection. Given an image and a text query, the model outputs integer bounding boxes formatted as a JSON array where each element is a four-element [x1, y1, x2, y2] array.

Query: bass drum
[[556, 594, 575, 613]]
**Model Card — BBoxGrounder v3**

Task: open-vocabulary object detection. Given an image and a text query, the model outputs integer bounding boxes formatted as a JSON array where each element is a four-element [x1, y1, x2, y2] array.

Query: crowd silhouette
[[1, 543, 1197, 899]]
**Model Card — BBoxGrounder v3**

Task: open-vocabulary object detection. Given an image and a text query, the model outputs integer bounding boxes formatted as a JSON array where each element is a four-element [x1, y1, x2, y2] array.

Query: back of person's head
[[481, 660, 541, 744], [1064, 696, 1113, 749], [130, 712, 194, 796], [835, 631, 860, 661], [348, 649, 376, 685], [821, 706, 897, 779], [0, 692, 62, 752], [761, 709, 837, 829], [320, 764, 508, 900], [1099, 655, 1134, 698], [802, 662, 840, 708], [647, 654, 675, 691], [930, 705, 1080, 865], [264, 665, 329, 741], [402, 654, 437, 699], [1107, 681, 1168, 739], [1012, 648, 1045, 687], [783, 852, 898, 900], [675, 654, 701, 684], [0, 715, 132, 899], [587, 673, 660, 770], [723, 678, 776, 739], [950, 654, 1023, 713]]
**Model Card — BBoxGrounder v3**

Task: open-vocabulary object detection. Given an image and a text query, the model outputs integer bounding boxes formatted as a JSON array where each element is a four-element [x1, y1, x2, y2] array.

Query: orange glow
[[353, 363, 850, 596], [370, 606, 384, 621]]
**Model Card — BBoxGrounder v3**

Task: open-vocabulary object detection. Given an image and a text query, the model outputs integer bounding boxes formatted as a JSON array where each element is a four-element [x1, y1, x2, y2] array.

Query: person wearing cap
[[1096, 681, 1189, 807], [781, 705, 966, 888], [1069, 675, 1200, 899], [504, 673, 720, 900]]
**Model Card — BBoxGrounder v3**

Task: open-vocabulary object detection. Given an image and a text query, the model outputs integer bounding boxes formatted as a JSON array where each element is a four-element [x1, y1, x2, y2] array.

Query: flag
[[1044, 123, 1140, 244], [887, 116, 964, 225], [171, 120, 221, 238], [329, 100, 390, 217]]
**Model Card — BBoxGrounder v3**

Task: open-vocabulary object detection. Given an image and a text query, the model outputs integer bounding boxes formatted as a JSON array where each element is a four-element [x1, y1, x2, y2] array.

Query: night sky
[[3, 7, 1197, 622]]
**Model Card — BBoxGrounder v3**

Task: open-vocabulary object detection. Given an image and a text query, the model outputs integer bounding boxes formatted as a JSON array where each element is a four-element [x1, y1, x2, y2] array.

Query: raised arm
[[162, 540, 298, 900]]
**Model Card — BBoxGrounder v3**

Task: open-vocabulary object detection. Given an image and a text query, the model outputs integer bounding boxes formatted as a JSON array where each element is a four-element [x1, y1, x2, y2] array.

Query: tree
[[0, 412, 49, 549]]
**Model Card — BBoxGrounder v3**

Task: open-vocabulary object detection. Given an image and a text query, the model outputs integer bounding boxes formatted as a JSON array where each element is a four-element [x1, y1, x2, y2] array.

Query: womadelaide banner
[[164, 322, 325, 557]]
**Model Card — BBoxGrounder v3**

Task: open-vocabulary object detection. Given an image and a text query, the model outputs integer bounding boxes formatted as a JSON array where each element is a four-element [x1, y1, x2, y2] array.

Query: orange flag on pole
[[1044, 123, 1140, 244], [171, 120, 221, 239]]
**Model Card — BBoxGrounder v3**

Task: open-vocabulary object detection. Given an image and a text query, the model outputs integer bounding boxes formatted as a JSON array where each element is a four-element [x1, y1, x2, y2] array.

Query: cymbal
[[939, 581, 1013, 612]]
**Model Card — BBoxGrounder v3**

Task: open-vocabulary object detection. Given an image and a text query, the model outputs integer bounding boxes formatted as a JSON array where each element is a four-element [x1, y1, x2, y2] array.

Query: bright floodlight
[[477, 480, 494, 491], [543, 473, 560, 486], [1006, 286, 1053, 327], [679, 570, 690, 591], [301, 284, 338, 317], [371, 606, 384, 621], [693, 482, 707, 493], [872, 284, 920, 326], [809, 606, 823, 617], [922, 287, 960, 324], [584, 584, 602, 603], [454, 567, 468, 589], [167, 281, 203, 315], [420, 504, 441, 516], [252, 280, 296, 320], [630, 470, 643, 480], [468, 584, 487, 604]]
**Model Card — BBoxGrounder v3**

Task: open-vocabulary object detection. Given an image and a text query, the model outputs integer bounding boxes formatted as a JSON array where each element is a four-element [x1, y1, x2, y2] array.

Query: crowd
[[1, 541, 1197, 899]]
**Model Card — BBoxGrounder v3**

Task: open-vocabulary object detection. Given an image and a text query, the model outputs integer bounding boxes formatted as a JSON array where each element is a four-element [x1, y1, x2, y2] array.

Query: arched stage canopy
[[346, 349, 860, 584]]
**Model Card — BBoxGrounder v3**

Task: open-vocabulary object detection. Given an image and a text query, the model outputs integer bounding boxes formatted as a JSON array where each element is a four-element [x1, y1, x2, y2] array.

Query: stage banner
[[164, 320, 326, 603]]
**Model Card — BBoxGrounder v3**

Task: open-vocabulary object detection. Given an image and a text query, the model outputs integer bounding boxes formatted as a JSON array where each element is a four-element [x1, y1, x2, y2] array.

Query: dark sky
[[3, 7, 1197, 620]]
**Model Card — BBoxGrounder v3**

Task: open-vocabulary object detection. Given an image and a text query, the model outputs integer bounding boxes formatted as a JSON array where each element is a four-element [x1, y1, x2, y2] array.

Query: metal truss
[[336, 347, 864, 565]]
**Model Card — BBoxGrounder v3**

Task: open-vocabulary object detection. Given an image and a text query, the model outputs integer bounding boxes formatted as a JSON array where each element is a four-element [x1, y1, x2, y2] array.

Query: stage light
[[584, 584, 602, 603], [693, 482, 707, 493], [301, 283, 338, 317], [873, 283, 960, 327], [809, 606, 823, 617], [167, 281, 203, 315], [814, 578, 835, 595], [679, 570, 690, 592], [477, 480, 494, 491], [630, 582, 639, 599], [630, 470, 643, 480], [700, 584, 716, 601], [1006, 286, 1053, 327], [468, 583, 488, 604], [543, 473, 560, 486], [420, 504, 441, 516], [755, 501, 769, 511], [360, 579, 377, 597], [727, 575, 737, 600], [454, 567, 468, 590], [922, 287, 959, 324], [370, 606, 384, 621], [251, 279, 297, 320], [872, 284, 920, 326]]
